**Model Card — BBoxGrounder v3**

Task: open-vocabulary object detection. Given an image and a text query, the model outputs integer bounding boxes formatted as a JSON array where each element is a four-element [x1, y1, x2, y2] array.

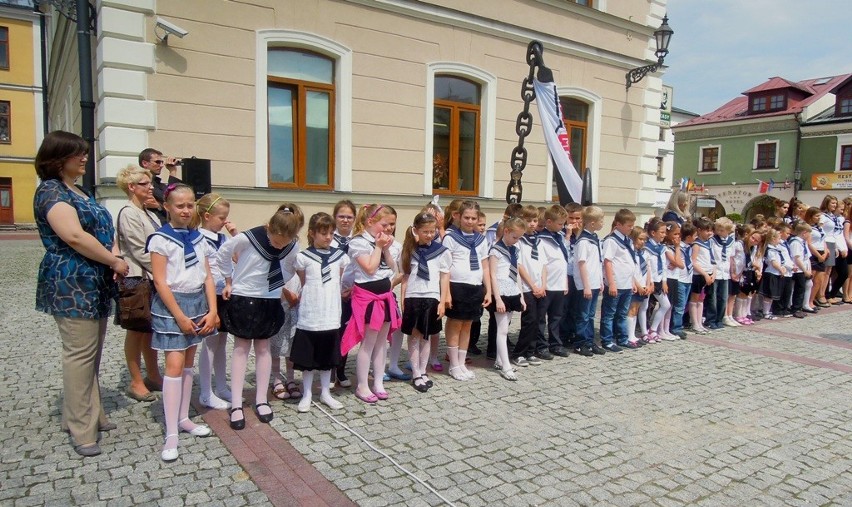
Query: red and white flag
[[757, 179, 770, 194], [533, 79, 583, 204]]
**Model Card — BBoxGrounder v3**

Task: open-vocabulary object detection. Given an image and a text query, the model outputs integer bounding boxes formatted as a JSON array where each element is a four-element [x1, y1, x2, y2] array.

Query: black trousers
[[828, 254, 848, 298], [790, 272, 808, 312], [539, 290, 565, 352], [515, 291, 545, 359], [772, 276, 794, 313]]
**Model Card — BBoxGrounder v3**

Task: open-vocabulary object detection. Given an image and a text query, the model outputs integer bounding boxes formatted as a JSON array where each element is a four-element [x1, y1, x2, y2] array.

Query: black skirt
[[487, 293, 524, 313], [223, 295, 285, 340], [445, 282, 486, 320], [739, 270, 759, 295], [760, 272, 781, 300], [401, 297, 443, 337], [216, 294, 229, 334], [290, 328, 341, 371]]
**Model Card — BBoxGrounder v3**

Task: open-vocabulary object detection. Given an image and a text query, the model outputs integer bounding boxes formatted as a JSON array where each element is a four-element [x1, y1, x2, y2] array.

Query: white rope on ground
[[313, 402, 458, 507]]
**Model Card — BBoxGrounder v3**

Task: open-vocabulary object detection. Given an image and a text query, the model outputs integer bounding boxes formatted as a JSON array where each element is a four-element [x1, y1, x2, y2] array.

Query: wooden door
[[0, 178, 13, 225]]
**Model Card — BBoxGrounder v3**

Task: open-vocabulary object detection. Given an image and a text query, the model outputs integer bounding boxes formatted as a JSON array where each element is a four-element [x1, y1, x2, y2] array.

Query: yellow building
[[0, 1, 43, 226]]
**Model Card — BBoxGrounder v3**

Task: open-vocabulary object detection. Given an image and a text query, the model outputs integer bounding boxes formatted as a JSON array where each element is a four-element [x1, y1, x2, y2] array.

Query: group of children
[[144, 184, 850, 462]]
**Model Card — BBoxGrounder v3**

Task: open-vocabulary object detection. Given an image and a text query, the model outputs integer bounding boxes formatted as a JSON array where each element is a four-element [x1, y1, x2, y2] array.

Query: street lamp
[[794, 167, 802, 197], [626, 15, 674, 90]]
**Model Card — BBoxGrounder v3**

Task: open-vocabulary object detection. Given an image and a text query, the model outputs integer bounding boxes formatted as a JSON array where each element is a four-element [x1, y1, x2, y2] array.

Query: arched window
[[267, 48, 335, 190], [552, 97, 588, 199], [432, 75, 481, 195]]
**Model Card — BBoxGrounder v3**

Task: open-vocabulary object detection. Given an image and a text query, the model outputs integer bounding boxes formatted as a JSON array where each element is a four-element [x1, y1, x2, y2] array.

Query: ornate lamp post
[[794, 167, 802, 197], [626, 15, 674, 90]]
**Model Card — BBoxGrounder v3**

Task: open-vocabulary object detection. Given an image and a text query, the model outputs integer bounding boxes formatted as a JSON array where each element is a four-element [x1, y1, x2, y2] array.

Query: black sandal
[[254, 403, 274, 423], [412, 376, 429, 393], [229, 407, 245, 430]]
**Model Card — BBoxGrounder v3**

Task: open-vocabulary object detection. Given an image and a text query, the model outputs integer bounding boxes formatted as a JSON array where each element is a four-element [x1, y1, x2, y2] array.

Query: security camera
[[155, 17, 189, 42]]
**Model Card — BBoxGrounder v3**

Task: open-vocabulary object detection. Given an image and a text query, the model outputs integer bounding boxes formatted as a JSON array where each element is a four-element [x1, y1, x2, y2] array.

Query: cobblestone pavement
[[2, 238, 852, 506]]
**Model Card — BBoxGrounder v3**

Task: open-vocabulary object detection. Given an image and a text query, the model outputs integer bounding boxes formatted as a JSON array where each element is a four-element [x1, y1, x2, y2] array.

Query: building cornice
[[343, 0, 651, 69], [801, 128, 852, 138], [0, 83, 42, 93], [674, 118, 799, 142], [532, 0, 655, 34]]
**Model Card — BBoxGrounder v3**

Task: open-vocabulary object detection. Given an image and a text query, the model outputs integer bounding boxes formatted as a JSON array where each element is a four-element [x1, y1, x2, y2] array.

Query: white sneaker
[[659, 333, 679, 341], [723, 316, 740, 327], [512, 357, 529, 367], [297, 397, 312, 413], [199, 393, 231, 410]]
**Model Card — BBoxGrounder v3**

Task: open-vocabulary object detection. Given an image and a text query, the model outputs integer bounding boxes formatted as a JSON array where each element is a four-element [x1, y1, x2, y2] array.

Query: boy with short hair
[[689, 217, 716, 334], [787, 222, 811, 318], [672, 222, 696, 338], [560, 203, 584, 346], [572, 206, 605, 356], [600, 209, 639, 352], [535, 204, 571, 359], [773, 223, 795, 317], [514, 205, 549, 366], [709, 217, 735, 328]]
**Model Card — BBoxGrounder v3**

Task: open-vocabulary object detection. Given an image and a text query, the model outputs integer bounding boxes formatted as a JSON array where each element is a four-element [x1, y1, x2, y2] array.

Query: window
[[656, 156, 665, 181], [755, 141, 778, 169], [751, 97, 767, 113], [0, 27, 7, 70], [267, 49, 334, 190], [700, 146, 719, 172], [432, 75, 480, 195], [841, 145, 852, 171], [769, 94, 785, 110], [570, 0, 594, 5], [839, 98, 852, 116], [0, 101, 9, 143]]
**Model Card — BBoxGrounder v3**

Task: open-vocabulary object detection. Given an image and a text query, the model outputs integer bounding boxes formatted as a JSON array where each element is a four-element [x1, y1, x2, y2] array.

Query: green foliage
[[726, 212, 743, 224]]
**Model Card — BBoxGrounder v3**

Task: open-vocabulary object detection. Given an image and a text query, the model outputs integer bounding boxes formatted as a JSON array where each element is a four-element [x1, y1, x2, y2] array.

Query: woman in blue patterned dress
[[34, 131, 130, 457]]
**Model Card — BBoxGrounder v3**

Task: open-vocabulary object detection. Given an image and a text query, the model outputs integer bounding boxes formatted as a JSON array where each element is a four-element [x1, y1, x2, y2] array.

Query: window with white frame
[[432, 75, 481, 195], [754, 141, 778, 170], [700, 145, 720, 172], [840, 145, 852, 171]]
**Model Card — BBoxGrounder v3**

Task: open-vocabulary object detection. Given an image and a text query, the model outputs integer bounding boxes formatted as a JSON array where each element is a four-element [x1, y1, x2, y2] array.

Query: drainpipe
[[36, 4, 49, 136], [76, 0, 96, 195], [793, 112, 802, 198]]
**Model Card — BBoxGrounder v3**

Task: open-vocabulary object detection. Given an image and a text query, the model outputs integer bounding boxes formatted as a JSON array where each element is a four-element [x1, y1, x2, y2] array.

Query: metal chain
[[506, 41, 544, 204]]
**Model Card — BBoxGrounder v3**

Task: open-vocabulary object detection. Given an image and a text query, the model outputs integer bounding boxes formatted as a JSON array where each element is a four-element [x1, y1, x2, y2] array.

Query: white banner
[[533, 79, 583, 203]]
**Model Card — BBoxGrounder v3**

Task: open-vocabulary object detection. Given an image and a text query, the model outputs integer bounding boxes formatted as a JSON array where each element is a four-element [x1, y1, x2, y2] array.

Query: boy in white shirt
[[788, 223, 812, 318], [709, 217, 735, 328], [535, 204, 571, 360], [513, 205, 548, 366], [572, 206, 605, 357], [559, 203, 583, 349], [689, 217, 716, 334], [600, 209, 639, 352]]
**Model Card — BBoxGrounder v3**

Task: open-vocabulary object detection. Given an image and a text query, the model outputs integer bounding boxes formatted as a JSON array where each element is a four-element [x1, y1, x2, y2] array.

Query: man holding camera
[[139, 148, 182, 223]]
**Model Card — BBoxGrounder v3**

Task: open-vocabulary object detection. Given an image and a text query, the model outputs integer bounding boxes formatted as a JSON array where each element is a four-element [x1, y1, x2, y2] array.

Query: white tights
[[356, 322, 390, 396]]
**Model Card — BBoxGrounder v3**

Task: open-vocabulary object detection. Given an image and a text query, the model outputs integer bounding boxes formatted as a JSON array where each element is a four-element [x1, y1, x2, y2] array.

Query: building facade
[[673, 73, 851, 220], [0, 0, 43, 226], [46, 0, 671, 228]]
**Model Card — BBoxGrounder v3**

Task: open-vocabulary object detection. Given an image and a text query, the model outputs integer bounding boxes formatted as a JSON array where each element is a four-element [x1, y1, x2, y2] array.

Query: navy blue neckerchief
[[695, 238, 717, 265], [414, 241, 447, 281], [445, 226, 485, 271], [764, 244, 780, 270], [146, 223, 202, 268], [333, 232, 351, 253], [811, 223, 824, 243], [576, 230, 602, 262], [245, 226, 296, 291], [713, 234, 734, 263], [681, 242, 693, 272], [490, 240, 518, 282], [645, 239, 665, 274], [604, 230, 634, 259], [203, 231, 227, 251], [302, 247, 345, 284], [519, 232, 539, 261], [637, 249, 648, 275], [360, 232, 391, 270], [540, 229, 569, 261]]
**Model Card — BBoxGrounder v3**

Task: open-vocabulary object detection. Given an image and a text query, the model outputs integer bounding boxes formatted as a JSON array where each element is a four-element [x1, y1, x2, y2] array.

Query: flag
[[698, 182, 706, 193], [687, 178, 695, 192], [769, 178, 775, 192], [783, 179, 791, 189], [532, 79, 582, 204], [679, 178, 688, 191], [757, 179, 769, 194]]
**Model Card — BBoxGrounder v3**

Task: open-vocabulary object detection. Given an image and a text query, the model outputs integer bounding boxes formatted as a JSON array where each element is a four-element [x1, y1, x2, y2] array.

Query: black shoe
[[412, 376, 429, 393], [573, 345, 594, 357], [602, 343, 623, 353], [676, 331, 688, 340], [590, 344, 607, 355], [74, 443, 102, 457], [229, 407, 245, 430], [254, 403, 274, 424], [550, 347, 570, 357], [537, 350, 555, 360], [792, 311, 806, 318], [468, 345, 483, 355]]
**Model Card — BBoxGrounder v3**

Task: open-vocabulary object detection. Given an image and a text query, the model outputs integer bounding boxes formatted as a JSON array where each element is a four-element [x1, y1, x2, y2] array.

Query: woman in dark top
[[662, 190, 689, 225], [34, 131, 129, 457]]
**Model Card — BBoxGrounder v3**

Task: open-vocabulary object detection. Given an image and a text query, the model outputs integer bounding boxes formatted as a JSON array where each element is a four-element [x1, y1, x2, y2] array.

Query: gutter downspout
[[37, 4, 49, 136], [75, 0, 95, 195], [793, 112, 802, 197]]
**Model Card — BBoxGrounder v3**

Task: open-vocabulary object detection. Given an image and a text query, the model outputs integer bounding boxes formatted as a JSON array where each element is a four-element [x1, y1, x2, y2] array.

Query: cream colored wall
[[46, 17, 83, 133]]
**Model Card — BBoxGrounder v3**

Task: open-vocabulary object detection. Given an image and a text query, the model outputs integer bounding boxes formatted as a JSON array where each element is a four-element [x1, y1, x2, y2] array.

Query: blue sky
[[663, 0, 852, 115]]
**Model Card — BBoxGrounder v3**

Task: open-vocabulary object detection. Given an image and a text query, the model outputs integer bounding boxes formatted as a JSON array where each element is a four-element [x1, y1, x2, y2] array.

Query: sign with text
[[811, 172, 852, 190], [660, 85, 673, 128]]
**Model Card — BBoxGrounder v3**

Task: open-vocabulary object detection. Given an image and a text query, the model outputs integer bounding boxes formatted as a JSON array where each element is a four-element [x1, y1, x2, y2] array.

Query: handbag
[[118, 274, 153, 332]]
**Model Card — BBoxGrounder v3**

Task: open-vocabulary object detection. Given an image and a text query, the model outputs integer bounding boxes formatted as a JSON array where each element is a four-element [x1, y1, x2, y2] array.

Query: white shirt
[[692, 239, 716, 276], [811, 224, 826, 250], [348, 231, 395, 284], [677, 242, 693, 283], [295, 248, 349, 331], [731, 241, 746, 277], [147, 233, 213, 293], [573, 232, 602, 290], [602, 230, 635, 290], [442, 230, 489, 285], [489, 243, 522, 298], [788, 237, 808, 273], [779, 241, 794, 277], [764, 245, 783, 276], [711, 234, 734, 281], [404, 245, 452, 300], [538, 230, 569, 291], [644, 240, 666, 283], [217, 233, 299, 299], [199, 228, 227, 293], [665, 244, 681, 280], [820, 213, 837, 244], [518, 235, 548, 293]]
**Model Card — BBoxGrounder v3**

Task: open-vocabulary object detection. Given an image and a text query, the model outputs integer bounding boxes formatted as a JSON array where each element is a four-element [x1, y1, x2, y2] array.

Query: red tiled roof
[[675, 73, 852, 128]]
